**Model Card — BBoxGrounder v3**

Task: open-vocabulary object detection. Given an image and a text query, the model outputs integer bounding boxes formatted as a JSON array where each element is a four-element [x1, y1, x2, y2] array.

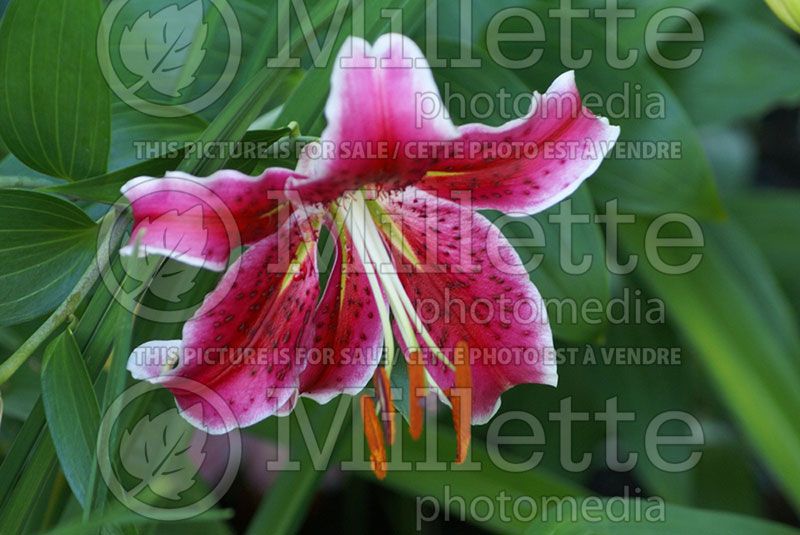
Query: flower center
[[335, 190, 453, 380]]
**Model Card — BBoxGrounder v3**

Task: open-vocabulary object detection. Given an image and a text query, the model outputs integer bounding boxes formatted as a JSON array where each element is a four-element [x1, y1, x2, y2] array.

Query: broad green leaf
[[246, 400, 351, 535], [485, 7, 722, 218], [41, 152, 186, 204], [277, 0, 427, 135], [119, 407, 206, 501], [41, 128, 292, 203], [765, 0, 800, 33], [0, 0, 110, 179], [109, 100, 207, 170], [0, 190, 98, 326], [430, 42, 610, 342], [177, 70, 293, 175], [594, 317, 760, 512], [0, 256, 148, 530], [700, 126, 757, 192], [524, 498, 800, 534], [119, 2, 208, 99], [487, 186, 609, 343], [372, 426, 582, 534], [619, 219, 800, 509], [40, 329, 100, 508], [728, 191, 800, 315], [658, 15, 800, 125], [45, 505, 233, 535]]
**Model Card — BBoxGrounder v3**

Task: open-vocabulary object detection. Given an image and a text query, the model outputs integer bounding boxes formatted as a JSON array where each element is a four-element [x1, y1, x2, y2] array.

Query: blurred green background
[[0, 0, 799, 533]]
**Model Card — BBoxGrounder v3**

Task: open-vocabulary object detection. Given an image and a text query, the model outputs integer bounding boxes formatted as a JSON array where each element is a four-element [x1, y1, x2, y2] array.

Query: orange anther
[[360, 395, 387, 479], [449, 340, 472, 463], [407, 350, 426, 440], [374, 367, 396, 445]]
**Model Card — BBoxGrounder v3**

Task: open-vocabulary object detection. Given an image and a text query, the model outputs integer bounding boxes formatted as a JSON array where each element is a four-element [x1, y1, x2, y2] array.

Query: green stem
[[0, 209, 125, 385], [0, 175, 61, 189]]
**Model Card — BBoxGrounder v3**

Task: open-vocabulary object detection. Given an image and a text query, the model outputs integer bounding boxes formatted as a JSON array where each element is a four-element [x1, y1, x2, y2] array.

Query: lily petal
[[126, 212, 320, 433], [121, 168, 293, 271], [288, 34, 458, 203], [297, 225, 383, 404], [418, 71, 620, 214], [379, 187, 556, 424]]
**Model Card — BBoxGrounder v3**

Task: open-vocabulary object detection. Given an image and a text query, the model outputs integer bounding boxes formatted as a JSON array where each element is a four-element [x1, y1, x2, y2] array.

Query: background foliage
[[0, 0, 799, 533]]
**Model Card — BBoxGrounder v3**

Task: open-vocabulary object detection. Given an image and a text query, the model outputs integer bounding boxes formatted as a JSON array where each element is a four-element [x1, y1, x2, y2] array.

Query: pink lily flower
[[123, 34, 619, 463]]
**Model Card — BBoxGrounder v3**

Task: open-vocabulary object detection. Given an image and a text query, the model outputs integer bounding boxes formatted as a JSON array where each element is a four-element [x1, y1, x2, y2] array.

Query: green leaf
[[120, 1, 208, 99], [0, 255, 144, 530], [0, 432, 58, 533], [487, 186, 609, 343], [119, 407, 205, 501], [373, 427, 582, 534], [764, 0, 800, 33], [619, 219, 800, 509], [658, 15, 800, 126], [0, 175, 60, 189], [40, 328, 101, 508], [39, 126, 295, 204], [277, 0, 427, 135], [594, 317, 760, 512], [85, 286, 137, 517], [0, 190, 98, 326], [109, 0, 283, 121], [728, 190, 800, 316], [524, 498, 800, 534], [0, 153, 56, 182], [246, 400, 351, 535], [0, 0, 110, 179], [40, 152, 186, 204], [700, 126, 758, 192], [481, 7, 722, 219], [177, 70, 293, 176], [44, 505, 233, 535], [108, 99, 207, 170], [222, 127, 299, 173], [428, 42, 610, 342]]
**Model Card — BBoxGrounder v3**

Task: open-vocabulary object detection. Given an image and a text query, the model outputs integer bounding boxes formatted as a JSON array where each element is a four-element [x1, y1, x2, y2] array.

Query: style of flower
[[123, 34, 619, 476]]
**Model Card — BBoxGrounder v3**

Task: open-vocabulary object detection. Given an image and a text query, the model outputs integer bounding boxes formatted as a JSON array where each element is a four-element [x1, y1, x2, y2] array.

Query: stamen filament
[[335, 200, 396, 370], [359, 195, 454, 372], [347, 192, 419, 374]]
